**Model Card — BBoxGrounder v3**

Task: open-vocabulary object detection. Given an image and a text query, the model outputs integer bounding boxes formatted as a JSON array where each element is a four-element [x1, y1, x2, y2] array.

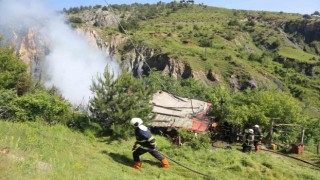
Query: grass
[[279, 47, 319, 63], [0, 121, 320, 180]]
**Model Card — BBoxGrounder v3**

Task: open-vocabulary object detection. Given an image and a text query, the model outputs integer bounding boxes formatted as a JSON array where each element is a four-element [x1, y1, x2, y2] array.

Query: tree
[[0, 46, 31, 94], [89, 68, 154, 135], [311, 11, 320, 16], [222, 89, 304, 128], [303, 14, 312, 19]]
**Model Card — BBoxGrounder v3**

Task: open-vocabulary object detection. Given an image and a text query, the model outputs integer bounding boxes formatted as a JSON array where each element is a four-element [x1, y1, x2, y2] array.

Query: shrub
[[303, 14, 312, 19], [246, 20, 255, 27], [248, 53, 262, 62], [8, 90, 71, 124], [69, 17, 83, 23], [193, 24, 200, 31], [119, 19, 140, 33], [199, 38, 213, 47], [177, 25, 184, 30], [228, 20, 240, 26], [178, 130, 211, 150]]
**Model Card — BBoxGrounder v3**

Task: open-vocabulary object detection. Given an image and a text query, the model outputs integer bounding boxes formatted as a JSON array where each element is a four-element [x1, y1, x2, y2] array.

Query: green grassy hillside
[[1, 121, 319, 180], [69, 3, 320, 111]]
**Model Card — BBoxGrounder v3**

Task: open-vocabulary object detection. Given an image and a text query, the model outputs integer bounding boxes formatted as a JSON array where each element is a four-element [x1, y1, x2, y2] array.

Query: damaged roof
[[149, 91, 212, 132]]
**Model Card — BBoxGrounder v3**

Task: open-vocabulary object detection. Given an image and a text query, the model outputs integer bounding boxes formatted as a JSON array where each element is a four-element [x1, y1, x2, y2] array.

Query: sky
[[45, 0, 319, 14]]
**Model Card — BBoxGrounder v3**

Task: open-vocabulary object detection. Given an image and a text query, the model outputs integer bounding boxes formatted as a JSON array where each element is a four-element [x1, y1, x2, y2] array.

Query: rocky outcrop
[[275, 56, 320, 76], [80, 9, 119, 27], [121, 45, 193, 78], [284, 20, 320, 43], [75, 28, 127, 56], [207, 69, 220, 85], [2, 28, 49, 80]]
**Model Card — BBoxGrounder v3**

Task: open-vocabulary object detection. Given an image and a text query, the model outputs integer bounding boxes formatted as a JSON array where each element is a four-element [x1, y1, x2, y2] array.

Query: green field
[[1, 121, 319, 180]]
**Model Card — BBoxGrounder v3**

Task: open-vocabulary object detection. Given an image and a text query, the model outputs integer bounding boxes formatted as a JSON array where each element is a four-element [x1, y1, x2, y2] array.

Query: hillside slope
[[0, 121, 319, 180], [68, 3, 320, 113]]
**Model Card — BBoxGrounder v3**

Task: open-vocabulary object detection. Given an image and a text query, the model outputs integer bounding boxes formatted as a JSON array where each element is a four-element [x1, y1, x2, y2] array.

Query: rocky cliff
[[284, 20, 320, 43], [0, 27, 49, 80]]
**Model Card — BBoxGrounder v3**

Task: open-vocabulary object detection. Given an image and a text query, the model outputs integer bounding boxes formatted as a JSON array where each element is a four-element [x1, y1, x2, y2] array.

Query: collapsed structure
[[149, 91, 213, 132]]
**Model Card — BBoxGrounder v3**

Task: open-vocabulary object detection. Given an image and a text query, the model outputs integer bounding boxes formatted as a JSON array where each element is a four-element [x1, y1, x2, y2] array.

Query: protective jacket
[[244, 133, 254, 146], [254, 129, 262, 142], [135, 125, 156, 149]]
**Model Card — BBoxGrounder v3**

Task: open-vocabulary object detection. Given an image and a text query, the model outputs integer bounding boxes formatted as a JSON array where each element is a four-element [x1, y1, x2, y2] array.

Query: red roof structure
[[149, 91, 213, 132]]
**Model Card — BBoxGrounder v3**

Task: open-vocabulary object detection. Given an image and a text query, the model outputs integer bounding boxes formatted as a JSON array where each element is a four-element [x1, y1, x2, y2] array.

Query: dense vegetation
[[1, 2, 320, 179], [72, 2, 320, 110], [67, 1, 320, 148]]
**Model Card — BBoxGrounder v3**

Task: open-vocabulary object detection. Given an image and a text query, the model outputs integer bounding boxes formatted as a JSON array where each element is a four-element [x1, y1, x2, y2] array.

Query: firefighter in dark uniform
[[130, 118, 170, 169], [253, 125, 262, 152], [242, 129, 254, 152]]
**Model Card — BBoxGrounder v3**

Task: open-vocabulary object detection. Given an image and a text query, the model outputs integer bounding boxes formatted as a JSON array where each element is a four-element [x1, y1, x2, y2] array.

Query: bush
[[119, 19, 140, 33], [246, 20, 255, 27], [176, 25, 184, 30], [248, 53, 262, 62], [303, 14, 312, 19], [228, 20, 240, 26], [178, 130, 211, 150], [199, 38, 213, 47], [69, 17, 83, 23], [8, 90, 71, 124], [193, 25, 200, 31]]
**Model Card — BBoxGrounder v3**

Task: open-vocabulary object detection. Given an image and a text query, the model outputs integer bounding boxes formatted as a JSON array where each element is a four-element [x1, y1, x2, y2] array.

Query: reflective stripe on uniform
[[147, 136, 155, 142], [136, 136, 155, 143]]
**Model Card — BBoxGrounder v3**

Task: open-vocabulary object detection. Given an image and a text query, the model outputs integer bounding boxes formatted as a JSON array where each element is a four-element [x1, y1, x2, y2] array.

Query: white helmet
[[130, 118, 143, 126], [248, 129, 254, 133], [254, 125, 259, 128]]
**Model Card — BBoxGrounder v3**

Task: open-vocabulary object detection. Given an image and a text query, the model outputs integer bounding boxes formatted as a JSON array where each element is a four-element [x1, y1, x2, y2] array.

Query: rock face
[[284, 20, 320, 43], [120, 45, 193, 78], [75, 28, 127, 56], [80, 9, 119, 27], [1, 27, 49, 80]]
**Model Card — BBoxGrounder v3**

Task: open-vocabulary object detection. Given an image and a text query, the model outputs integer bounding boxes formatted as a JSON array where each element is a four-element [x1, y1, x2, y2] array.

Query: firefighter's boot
[[133, 162, 142, 169], [161, 159, 170, 168]]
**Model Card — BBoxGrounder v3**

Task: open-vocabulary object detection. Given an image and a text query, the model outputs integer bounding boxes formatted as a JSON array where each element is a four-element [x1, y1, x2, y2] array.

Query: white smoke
[[0, 0, 120, 104]]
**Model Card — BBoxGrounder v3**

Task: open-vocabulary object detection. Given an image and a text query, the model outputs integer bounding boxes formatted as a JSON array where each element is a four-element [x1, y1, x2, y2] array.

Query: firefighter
[[253, 125, 263, 152], [130, 118, 170, 169], [242, 129, 254, 152]]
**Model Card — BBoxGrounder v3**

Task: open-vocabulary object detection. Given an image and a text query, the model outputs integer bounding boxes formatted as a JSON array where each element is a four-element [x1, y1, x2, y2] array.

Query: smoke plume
[[0, 0, 120, 104]]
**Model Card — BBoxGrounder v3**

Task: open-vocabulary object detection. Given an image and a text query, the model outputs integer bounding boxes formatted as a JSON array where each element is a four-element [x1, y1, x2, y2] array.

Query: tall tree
[[89, 68, 154, 134]]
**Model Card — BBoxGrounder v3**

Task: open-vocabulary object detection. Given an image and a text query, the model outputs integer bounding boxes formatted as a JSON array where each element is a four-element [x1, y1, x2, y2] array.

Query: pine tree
[[89, 68, 154, 134]]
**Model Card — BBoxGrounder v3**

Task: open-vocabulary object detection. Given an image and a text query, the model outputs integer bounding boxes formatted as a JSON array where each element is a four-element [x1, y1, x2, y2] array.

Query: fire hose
[[156, 150, 212, 179], [132, 145, 212, 178]]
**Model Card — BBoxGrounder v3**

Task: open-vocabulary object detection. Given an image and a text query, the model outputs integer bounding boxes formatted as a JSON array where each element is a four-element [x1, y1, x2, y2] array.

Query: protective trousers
[[133, 147, 164, 162]]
